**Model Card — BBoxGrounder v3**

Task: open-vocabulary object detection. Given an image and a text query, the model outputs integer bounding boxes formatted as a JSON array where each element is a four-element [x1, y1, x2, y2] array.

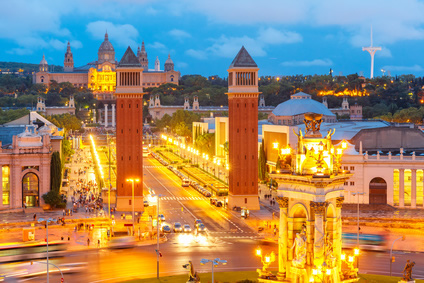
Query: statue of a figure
[[325, 128, 335, 139], [402, 260, 415, 281], [291, 230, 307, 268], [185, 261, 200, 283], [324, 234, 336, 268]]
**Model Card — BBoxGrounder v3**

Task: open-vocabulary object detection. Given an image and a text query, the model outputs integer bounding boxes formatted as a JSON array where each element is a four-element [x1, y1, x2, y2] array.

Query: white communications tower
[[362, 26, 381, 79]]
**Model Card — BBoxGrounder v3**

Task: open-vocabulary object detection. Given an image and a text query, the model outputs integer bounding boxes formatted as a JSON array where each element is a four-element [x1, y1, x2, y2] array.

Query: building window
[[344, 182, 348, 186], [418, 170, 423, 207], [404, 169, 412, 206], [350, 181, 355, 186], [344, 166, 348, 170], [350, 166, 354, 171], [22, 172, 39, 207], [2, 166, 10, 205]]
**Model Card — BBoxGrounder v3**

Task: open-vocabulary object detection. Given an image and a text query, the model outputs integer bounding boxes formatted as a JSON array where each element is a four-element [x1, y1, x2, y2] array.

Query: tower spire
[[362, 26, 381, 79]]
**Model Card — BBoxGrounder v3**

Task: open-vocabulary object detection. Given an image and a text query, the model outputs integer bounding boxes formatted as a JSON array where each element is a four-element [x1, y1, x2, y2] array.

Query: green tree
[[258, 140, 267, 180], [48, 113, 82, 132], [50, 151, 62, 193]]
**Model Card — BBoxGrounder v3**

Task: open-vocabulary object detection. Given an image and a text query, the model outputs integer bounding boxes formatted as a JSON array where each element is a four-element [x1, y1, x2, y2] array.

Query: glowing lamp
[[312, 269, 318, 275], [265, 256, 270, 263], [318, 141, 324, 152], [273, 142, 279, 149], [354, 248, 360, 256], [348, 256, 354, 263], [341, 254, 346, 261], [256, 249, 261, 256], [326, 269, 331, 275], [341, 140, 347, 149], [336, 148, 342, 155], [309, 277, 314, 283]]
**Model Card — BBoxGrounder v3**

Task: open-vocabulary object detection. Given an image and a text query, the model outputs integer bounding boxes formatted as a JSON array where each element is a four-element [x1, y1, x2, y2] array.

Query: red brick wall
[[116, 95, 144, 197], [228, 95, 258, 196]]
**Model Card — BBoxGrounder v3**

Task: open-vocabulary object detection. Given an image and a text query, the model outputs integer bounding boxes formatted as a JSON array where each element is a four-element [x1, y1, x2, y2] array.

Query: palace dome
[[98, 32, 114, 52], [272, 92, 335, 117]]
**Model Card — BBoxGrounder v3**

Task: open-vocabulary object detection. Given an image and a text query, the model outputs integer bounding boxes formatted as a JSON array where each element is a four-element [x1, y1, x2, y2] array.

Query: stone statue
[[402, 260, 415, 281], [324, 234, 336, 268], [304, 113, 323, 138], [291, 230, 307, 268], [184, 261, 200, 283]]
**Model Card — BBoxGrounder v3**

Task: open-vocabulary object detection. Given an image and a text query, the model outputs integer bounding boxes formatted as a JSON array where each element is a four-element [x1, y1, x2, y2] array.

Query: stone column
[[411, 169, 417, 208], [104, 104, 108, 127], [277, 197, 289, 279], [311, 201, 327, 267], [0, 165, 3, 209], [399, 169, 405, 207], [335, 197, 344, 273], [112, 104, 116, 127]]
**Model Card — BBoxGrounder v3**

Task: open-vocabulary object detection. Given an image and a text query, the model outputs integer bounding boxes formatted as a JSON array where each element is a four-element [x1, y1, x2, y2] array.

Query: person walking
[[87, 238, 90, 246]]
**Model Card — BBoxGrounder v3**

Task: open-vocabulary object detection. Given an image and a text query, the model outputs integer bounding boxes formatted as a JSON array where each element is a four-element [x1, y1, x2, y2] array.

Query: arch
[[290, 203, 309, 235], [22, 172, 39, 207], [369, 177, 387, 204]]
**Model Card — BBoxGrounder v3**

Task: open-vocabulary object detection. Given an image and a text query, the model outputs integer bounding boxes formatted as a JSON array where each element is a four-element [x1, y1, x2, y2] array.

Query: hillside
[[0, 61, 63, 73]]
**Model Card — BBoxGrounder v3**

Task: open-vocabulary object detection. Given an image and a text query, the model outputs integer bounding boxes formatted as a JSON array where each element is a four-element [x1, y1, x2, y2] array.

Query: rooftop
[[229, 46, 257, 68]]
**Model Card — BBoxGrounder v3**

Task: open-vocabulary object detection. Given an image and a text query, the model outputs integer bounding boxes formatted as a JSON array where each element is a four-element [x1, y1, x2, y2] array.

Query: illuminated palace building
[[32, 32, 180, 92]]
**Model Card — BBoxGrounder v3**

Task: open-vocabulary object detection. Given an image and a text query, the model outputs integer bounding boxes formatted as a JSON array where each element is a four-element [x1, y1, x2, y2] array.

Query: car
[[196, 223, 206, 232], [162, 224, 171, 233], [182, 178, 190, 187], [108, 236, 136, 249], [173, 222, 183, 232], [183, 224, 192, 233], [144, 200, 149, 207], [158, 214, 166, 221], [194, 219, 203, 228], [210, 198, 222, 207]]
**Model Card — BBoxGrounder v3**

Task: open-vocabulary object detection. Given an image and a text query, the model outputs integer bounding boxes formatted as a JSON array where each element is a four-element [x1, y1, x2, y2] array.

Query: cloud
[[176, 61, 188, 68], [281, 59, 333, 67], [70, 40, 83, 49], [145, 7, 158, 15], [185, 49, 207, 60], [207, 35, 266, 58], [382, 65, 423, 72], [178, 0, 424, 47], [6, 48, 34, 56], [258, 28, 302, 44], [147, 42, 167, 51], [376, 47, 392, 58], [86, 21, 139, 47], [169, 29, 191, 39]]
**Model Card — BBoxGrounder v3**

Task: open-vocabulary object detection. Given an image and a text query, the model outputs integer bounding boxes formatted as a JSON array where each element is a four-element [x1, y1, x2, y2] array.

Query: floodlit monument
[[263, 113, 359, 283]]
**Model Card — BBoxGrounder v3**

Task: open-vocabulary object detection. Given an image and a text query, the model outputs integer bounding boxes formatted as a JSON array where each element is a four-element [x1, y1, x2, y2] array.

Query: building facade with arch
[[0, 128, 52, 210]]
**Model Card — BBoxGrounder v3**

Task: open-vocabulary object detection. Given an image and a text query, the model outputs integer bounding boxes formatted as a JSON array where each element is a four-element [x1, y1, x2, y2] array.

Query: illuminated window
[[404, 169, 411, 206], [393, 169, 399, 206], [2, 166, 10, 205], [417, 170, 423, 207]]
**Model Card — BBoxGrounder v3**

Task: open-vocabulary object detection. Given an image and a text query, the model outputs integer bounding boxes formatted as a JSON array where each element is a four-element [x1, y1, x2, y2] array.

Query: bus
[[342, 233, 386, 251], [143, 145, 150, 157], [0, 241, 68, 263]]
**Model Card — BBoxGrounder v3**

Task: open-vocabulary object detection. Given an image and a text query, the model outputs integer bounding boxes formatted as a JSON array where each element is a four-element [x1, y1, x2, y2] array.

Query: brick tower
[[227, 46, 260, 210], [115, 46, 144, 211]]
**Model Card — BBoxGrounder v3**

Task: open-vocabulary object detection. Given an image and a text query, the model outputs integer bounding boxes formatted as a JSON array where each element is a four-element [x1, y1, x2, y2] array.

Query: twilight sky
[[2, 0, 424, 78]]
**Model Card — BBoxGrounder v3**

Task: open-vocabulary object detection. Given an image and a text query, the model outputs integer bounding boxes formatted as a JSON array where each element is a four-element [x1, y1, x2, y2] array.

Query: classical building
[[36, 96, 76, 116], [115, 47, 144, 211], [0, 112, 64, 211], [32, 32, 180, 91], [227, 46, 260, 210], [269, 92, 337, 126], [148, 94, 274, 120], [322, 96, 363, 120]]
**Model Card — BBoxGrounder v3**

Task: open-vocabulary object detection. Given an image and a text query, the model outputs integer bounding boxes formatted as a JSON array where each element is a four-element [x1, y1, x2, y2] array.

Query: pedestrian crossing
[[161, 196, 204, 201]]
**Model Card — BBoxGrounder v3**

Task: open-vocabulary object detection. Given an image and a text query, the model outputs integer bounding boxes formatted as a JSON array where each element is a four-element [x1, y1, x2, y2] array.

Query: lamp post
[[38, 218, 56, 283], [154, 194, 163, 279], [31, 261, 64, 283], [390, 235, 405, 276], [351, 192, 364, 268], [126, 178, 140, 235], [200, 258, 227, 283]]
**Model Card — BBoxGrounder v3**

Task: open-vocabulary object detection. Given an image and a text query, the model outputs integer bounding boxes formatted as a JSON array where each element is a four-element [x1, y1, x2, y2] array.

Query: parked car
[[210, 198, 223, 207], [183, 224, 192, 233], [173, 222, 183, 232], [158, 214, 165, 221]]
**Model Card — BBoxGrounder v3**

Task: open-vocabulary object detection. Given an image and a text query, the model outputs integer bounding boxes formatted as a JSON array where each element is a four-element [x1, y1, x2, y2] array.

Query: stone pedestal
[[290, 267, 308, 283]]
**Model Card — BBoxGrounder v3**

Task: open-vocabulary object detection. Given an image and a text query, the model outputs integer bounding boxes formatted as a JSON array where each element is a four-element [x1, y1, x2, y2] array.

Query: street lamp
[[390, 235, 405, 276], [152, 194, 164, 279], [351, 191, 364, 268], [255, 247, 276, 279], [38, 218, 56, 283], [126, 178, 140, 234], [200, 258, 227, 283]]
